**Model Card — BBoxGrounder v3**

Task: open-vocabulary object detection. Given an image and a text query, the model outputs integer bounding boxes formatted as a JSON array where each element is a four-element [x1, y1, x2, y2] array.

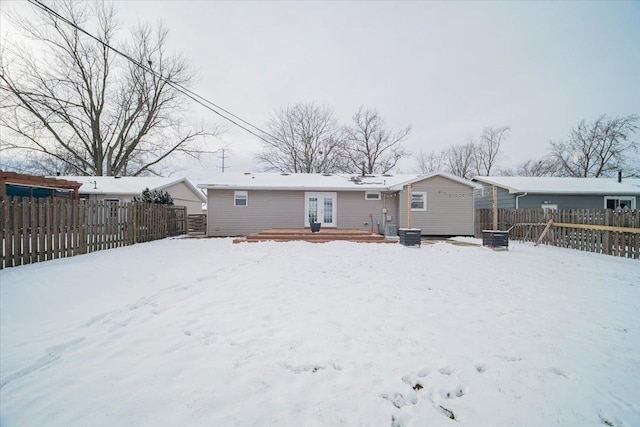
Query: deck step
[[233, 228, 398, 244]]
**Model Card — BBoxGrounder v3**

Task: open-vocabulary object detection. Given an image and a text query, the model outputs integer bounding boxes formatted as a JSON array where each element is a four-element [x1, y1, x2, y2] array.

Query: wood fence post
[[13, 198, 21, 267], [492, 185, 497, 230], [603, 210, 611, 255], [0, 199, 7, 269]]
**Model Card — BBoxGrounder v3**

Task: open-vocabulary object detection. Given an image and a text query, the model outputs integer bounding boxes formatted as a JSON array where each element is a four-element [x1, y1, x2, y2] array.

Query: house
[[55, 176, 207, 215], [1, 171, 81, 199], [472, 176, 640, 211], [197, 172, 480, 237]]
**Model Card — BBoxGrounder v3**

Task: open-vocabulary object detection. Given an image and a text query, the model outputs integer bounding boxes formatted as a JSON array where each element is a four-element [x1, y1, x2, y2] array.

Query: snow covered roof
[[197, 172, 480, 192], [55, 176, 206, 201], [472, 176, 640, 195]]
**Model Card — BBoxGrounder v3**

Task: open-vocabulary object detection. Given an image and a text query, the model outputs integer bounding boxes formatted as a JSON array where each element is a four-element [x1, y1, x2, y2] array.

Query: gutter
[[515, 192, 528, 209]]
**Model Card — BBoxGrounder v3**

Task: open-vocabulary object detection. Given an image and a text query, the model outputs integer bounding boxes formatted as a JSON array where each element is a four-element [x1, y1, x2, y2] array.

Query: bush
[[134, 188, 174, 205]]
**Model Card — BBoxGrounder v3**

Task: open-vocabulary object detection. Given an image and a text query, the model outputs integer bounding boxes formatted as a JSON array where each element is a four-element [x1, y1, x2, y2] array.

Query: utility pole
[[217, 149, 229, 173]]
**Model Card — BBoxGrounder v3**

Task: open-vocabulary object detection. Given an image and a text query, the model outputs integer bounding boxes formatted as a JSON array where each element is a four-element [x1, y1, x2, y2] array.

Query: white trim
[[304, 192, 337, 227], [390, 172, 481, 191], [365, 191, 381, 200], [411, 192, 427, 211], [234, 191, 248, 207], [604, 196, 636, 209]]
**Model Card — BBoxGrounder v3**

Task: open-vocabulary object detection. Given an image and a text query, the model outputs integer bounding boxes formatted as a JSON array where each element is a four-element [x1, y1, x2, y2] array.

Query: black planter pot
[[310, 222, 321, 233]]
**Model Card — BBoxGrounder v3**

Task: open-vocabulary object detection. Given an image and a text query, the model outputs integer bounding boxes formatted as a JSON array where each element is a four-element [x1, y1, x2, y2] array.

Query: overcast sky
[[2, 1, 639, 180]]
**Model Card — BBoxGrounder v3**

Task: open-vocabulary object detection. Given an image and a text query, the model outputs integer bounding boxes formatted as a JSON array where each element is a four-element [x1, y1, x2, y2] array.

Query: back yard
[[0, 238, 638, 426]]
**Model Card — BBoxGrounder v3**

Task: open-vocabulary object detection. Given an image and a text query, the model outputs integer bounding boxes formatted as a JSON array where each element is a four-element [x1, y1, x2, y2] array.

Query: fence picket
[[476, 208, 639, 260], [0, 197, 187, 269]]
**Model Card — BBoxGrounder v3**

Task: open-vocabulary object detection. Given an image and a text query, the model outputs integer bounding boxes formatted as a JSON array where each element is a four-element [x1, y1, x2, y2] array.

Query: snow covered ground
[[1, 237, 638, 426]]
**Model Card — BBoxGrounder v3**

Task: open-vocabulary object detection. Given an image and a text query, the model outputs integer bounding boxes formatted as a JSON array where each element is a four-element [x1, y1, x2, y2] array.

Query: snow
[[197, 172, 416, 191], [196, 171, 479, 192], [473, 176, 640, 195], [1, 238, 639, 426], [54, 176, 202, 197]]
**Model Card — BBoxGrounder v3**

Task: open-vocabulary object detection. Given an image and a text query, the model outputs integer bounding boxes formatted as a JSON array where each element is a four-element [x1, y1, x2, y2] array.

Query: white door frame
[[304, 192, 337, 227]]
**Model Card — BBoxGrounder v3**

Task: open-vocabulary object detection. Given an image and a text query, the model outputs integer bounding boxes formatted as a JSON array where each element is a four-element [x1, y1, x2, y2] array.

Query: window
[[604, 196, 635, 210], [411, 192, 427, 211], [234, 191, 248, 207], [365, 191, 381, 201]]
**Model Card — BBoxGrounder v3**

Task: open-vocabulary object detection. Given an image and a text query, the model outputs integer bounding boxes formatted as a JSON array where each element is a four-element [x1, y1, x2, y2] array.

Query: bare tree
[[256, 102, 347, 173], [345, 107, 410, 174], [474, 125, 509, 176], [0, 1, 219, 176], [502, 157, 559, 177], [444, 141, 476, 179], [415, 149, 444, 174], [548, 114, 639, 178]]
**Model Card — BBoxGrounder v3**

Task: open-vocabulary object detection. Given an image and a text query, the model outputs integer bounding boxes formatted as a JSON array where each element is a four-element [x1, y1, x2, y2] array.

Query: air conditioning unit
[[384, 224, 398, 237]]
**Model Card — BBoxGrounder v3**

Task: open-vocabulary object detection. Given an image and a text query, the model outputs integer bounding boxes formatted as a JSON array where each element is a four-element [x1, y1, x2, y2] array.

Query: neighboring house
[[472, 176, 640, 211], [1, 171, 81, 199], [197, 172, 480, 237], [55, 176, 207, 215]]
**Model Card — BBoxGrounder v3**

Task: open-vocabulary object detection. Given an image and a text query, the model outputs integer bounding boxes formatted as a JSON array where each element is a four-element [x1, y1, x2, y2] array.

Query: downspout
[[515, 192, 528, 209]]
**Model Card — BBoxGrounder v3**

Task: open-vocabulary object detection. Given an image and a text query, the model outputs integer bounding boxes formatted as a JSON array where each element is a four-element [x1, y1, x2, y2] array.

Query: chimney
[[618, 171, 622, 183]]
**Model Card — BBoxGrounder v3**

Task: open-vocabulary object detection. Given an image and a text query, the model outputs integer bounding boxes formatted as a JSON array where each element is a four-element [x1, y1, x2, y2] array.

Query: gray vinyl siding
[[473, 183, 516, 209], [207, 189, 303, 236], [397, 176, 475, 235], [336, 192, 386, 232], [473, 183, 640, 210], [207, 189, 395, 236], [515, 193, 639, 210]]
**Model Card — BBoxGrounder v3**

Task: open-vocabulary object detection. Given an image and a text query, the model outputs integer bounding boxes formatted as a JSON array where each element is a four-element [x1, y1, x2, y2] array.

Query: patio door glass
[[305, 192, 337, 227]]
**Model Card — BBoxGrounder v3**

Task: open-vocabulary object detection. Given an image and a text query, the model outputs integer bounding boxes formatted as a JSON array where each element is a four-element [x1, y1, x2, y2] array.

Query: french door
[[304, 192, 337, 227]]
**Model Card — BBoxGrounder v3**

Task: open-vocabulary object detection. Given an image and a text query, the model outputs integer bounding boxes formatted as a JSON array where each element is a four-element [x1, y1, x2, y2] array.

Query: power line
[[25, 0, 277, 145]]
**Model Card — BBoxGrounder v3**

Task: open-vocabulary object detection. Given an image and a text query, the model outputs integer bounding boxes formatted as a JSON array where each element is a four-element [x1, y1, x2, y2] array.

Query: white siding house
[[56, 176, 207, 215]]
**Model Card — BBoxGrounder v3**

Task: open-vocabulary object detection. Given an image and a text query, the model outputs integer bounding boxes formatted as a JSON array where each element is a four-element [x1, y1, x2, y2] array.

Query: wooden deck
[[233, 228, 398, 244]]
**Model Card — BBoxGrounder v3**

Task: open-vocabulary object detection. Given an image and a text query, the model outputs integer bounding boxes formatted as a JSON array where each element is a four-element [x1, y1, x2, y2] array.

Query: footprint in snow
[[386, 365, 467, 421], [0, 337, 85, 390]]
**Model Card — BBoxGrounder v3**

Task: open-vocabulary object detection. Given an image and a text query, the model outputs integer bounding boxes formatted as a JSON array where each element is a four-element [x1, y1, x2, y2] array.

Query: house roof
[[197, 172, 480, 192], [472, 176, 640, 195], [55, 176, 207, 202]]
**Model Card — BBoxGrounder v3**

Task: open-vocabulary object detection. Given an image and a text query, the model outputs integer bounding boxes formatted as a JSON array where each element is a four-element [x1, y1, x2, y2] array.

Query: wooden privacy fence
[[1, 197, 187, 269], [187, 214, 207, 235], [476, 209, 640, 259]]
